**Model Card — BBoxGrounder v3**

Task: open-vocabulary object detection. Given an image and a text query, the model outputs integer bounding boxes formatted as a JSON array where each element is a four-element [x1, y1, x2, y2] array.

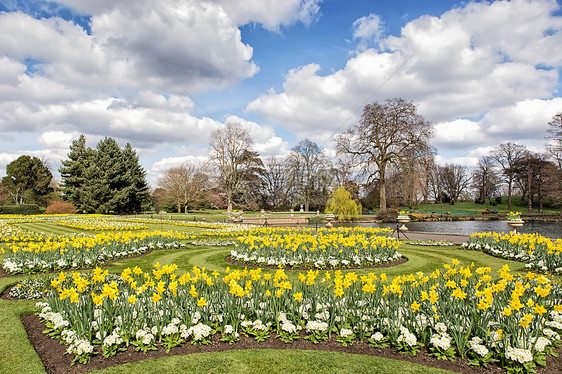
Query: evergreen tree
[[60, 136, 151, 214], [59, 135, 92, 212], [2, 155, 53, 205], [116, 144, 150, 213]]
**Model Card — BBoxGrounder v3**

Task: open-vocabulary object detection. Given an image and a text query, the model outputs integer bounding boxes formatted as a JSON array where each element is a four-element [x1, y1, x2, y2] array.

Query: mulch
[[223, 256, 408, 271], [20, 314, 562, 374]]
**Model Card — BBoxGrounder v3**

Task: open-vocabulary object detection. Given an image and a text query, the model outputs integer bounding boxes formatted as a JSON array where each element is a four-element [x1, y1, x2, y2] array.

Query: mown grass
[[90, 349, 452, 374], [401, 195, 560, 216], [0, 222, 553, 374]]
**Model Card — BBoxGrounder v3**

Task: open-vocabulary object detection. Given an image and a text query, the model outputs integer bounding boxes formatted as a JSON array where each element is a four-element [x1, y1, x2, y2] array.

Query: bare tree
[[440, 164, 471, 205], [288, 139, 331, 211], [158, 160, 209, 213], [236, 150, 264, 210], [335, 98, 433, 212], [472, 156, 501, 202], [261, 156, 293, 210], [546, 112, 562, 216], [491, 143, 527, 210], [427, 161, 444, 203], [208, 122, 253, 212]]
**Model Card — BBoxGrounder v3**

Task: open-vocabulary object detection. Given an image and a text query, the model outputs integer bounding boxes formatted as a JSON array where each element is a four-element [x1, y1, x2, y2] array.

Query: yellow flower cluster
[[466, 232, 562, 273], [230, 227, 400, 268], [57, 218, 148, 231]]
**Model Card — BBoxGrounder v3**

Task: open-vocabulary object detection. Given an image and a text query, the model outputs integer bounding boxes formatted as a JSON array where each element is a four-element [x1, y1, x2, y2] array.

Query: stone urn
[[325, 214, 335, 228], [507, 220, 524, 234], [397, 216, 410, 231]]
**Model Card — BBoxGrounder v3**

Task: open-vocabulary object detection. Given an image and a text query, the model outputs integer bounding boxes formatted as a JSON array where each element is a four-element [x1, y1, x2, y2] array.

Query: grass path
[[90, 349, 452, 374]]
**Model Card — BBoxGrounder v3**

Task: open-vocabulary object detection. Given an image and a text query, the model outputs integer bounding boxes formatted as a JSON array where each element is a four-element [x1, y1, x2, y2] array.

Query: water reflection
[[329, 221, 562, 239]]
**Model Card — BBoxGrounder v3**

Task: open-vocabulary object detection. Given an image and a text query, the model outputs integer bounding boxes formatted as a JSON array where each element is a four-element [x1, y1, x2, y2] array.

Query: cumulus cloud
[[222, 115, 291, 157], [0, 0, 320, 184], [352, 13, 384, 51], [147, 154, 210, 187], [434, 98, 562, 150], [247, 0, 562, 154]]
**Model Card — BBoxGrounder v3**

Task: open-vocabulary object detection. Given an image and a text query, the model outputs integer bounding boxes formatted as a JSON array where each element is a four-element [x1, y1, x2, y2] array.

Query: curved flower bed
[[230, 227, 400, 269], [32, 261, 562, 372], [57, 218, 148, 231], [0, 221, 81, 243], [462, 232, 562, 274], [2, 231, 192, 274]]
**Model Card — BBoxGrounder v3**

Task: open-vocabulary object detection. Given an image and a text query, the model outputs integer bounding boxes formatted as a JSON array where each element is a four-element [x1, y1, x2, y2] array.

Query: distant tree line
[[155, 102, 562, 217], [2, 100, 560, 217]]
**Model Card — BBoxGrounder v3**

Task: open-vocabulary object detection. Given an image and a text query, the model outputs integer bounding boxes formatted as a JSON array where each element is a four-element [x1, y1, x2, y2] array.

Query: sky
[[0, 0, 561, 187]]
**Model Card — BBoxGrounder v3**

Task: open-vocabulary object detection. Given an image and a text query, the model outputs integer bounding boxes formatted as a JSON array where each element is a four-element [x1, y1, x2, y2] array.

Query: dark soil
[[224, 256, 407, 271], [22, 314, 562, 374]]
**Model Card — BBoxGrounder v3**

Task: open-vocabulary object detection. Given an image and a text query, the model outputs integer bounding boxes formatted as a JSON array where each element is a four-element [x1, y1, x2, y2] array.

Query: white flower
[[224, 325, 234, 335], [506, 346, 533, 363], [305, 320, 328, 332], [187, 323, 212, 341], [340, 328, 353, 338], [434, 322, 447, 333], [281, 321, 297, 334]]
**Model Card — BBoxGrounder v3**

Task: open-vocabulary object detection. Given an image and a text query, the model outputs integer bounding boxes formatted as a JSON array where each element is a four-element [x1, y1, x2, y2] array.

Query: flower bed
[[32, 261, 562, 372], [57, 218, 148, 231], [462, 232, 562, 274], [230, 227, 399, 269], [0, 221, 81, 243], [2, 231, 192, 274]]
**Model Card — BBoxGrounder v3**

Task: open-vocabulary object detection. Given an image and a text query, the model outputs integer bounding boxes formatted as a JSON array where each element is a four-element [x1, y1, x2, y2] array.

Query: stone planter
[[397, 217, 410, 231], [507, 220, 524, 233], [325, 214, 335, 228]]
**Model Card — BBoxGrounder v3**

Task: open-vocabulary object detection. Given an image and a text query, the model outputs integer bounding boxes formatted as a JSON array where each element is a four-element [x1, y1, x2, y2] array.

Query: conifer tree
[[60, 136, 150, 214], [59, 135, 92, 212]]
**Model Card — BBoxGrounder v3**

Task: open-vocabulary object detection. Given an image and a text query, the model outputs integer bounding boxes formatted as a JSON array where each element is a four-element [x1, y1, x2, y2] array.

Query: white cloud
[[434, 98, 562, 150], [247, 0, 562, 155], [0, 0, 322, 172], [147, 155, 210, 187], [352, 13, 384, 47], [210, 0, 321, 31]]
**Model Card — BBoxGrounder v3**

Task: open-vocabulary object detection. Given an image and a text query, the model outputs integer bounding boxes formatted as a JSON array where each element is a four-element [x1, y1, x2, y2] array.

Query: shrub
[[44, 201, 77, 214], [0, 204, 42, 215], [495, 196, 502, 204]]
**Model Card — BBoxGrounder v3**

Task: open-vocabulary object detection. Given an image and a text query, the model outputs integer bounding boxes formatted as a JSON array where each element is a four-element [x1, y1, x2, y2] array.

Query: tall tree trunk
[[379, 165, 387, 212], [507, 175, 513, 211], [538, 178, 543, 214], [227, 190, 233, 212], [527, 160, 533, 213]]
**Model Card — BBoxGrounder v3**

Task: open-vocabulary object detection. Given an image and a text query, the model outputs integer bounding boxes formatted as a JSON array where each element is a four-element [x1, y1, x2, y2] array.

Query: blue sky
[[0, 0, 561, 186]]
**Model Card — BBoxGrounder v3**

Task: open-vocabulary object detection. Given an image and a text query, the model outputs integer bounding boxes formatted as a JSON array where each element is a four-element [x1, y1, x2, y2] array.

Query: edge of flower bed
[[23, 313, 561, 374], [223, 255, 408, 271]]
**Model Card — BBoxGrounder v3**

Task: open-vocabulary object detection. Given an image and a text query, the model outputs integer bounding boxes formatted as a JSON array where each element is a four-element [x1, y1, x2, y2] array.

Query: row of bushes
[[0, 202, 76, 215]]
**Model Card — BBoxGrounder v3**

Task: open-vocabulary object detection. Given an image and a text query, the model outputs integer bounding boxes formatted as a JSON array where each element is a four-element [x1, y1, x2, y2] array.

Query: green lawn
[[399, 195, 561, 216], [0, 222, 553, 374]]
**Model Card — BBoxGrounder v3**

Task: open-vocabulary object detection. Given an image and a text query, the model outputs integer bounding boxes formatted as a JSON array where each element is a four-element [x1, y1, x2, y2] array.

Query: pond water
[[323, 220, 562, 239]]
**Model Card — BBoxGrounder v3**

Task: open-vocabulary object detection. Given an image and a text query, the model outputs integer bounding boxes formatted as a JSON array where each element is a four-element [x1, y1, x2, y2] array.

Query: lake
[[325, 220, 562, 239]]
